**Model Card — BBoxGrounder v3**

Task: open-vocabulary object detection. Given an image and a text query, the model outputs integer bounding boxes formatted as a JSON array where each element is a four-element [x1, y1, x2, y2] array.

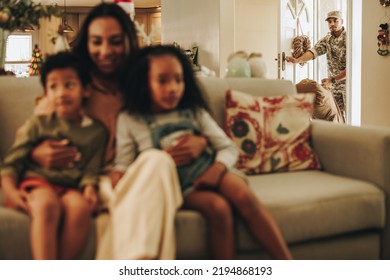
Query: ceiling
[[38, 0, 161, 8]]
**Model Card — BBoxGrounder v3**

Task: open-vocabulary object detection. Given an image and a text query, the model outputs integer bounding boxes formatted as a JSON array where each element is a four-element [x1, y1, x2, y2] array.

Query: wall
[[161, 0, 235, 77], [361, 2, 390, 126], [234, 0, 278, 78], [161, 0, 277, 78]]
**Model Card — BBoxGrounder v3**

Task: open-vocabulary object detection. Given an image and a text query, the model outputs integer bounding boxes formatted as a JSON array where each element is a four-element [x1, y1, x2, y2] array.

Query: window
[[5, 33, 32, 77]]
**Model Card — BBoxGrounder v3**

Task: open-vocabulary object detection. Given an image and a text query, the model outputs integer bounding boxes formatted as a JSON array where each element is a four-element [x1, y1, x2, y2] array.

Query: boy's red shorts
[[5, 177, 72, 208]]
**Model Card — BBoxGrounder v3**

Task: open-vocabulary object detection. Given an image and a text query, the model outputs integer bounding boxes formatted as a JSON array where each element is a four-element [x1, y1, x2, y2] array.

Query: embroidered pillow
[[224, 89, 321, 174]]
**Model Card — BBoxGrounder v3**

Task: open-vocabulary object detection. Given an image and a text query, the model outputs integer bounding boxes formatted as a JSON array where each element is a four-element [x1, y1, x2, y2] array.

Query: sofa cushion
[[224, 89, 321, 174], [0, 76, 41, 158], [175, 211, 208, 259], [0, 207, 31, 259], [0, 205, 96, 259], [237, 170, 385, 251]]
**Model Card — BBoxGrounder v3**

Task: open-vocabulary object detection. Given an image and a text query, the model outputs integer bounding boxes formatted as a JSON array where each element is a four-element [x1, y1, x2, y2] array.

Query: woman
[[30, 3, 207, 260]]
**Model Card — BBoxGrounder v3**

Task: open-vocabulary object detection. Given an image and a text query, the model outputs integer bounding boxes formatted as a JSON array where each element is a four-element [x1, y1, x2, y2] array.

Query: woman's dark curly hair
[[72, 3, 139, 74], [121, 45, 209, 115]]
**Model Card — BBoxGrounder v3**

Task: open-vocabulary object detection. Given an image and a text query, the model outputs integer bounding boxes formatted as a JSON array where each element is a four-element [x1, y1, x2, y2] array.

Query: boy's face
[[46, 67, 89, 122], [148, 55, 184, 113]]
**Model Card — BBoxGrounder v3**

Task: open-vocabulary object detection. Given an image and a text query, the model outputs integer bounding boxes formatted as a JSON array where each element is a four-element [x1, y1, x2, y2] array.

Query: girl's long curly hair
[[121, 45, 209, 115]]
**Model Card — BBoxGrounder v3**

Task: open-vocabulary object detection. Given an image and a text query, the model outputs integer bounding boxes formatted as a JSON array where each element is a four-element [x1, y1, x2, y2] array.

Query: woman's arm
[[31, 139, 79, 169]]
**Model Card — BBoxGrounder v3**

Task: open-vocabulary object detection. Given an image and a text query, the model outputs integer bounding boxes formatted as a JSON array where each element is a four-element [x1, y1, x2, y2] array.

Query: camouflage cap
[[325, 10, 342, 21]]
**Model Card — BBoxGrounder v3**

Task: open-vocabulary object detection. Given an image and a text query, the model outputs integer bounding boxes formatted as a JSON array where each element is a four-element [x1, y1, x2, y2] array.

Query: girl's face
[[88, 16, 127, 75], [149, 55, 185, 113], [46, 68, 89, 123]]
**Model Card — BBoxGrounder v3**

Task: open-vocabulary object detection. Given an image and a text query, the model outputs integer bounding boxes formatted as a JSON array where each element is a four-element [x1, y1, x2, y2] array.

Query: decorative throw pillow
[[296, 79, 345, 123], [224, 89, 321, 174]]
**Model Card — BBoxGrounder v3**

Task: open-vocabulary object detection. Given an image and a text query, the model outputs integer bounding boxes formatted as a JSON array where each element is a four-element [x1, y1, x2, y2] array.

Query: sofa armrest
[[311, 120, 390, 259], [311, 120, 390, 192]]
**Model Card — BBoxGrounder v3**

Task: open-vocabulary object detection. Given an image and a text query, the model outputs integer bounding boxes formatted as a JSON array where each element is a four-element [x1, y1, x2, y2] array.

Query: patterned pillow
[[224, 89, 321, 174]]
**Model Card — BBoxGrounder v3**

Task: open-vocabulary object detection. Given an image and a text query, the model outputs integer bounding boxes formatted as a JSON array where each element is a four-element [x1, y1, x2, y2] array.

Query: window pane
[[4, 64, 30, 77], [5, 34, 32, 62]]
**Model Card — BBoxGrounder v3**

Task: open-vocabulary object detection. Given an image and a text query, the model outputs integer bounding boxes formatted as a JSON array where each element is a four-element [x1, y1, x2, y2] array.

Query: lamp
[[17, 24, 35, 32], [61, 0, 74, 33]]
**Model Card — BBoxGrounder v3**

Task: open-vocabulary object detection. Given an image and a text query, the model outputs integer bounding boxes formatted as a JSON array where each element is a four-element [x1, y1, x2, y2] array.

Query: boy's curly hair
[[40, 51, 91, 88]]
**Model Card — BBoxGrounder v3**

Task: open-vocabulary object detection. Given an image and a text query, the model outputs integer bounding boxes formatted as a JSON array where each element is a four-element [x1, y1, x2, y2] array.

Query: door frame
[[347, 0, 362, 126]]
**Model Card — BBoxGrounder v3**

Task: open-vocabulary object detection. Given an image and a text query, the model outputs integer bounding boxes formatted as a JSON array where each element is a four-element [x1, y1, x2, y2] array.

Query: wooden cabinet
[[134, 8, 161, 47]]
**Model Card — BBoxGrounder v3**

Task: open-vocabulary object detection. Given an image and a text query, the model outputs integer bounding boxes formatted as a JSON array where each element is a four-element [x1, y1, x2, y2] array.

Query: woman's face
[[88, 16, 127, 75]]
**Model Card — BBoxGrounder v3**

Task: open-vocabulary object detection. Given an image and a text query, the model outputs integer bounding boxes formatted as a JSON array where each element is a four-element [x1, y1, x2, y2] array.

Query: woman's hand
[[193, 162, 227, 190], [165, 134, 207, 167], [82, 185, 99, 213], [110, 170, 124, 189], [1, 176, 28, 212], [31, 139, 80, 169]]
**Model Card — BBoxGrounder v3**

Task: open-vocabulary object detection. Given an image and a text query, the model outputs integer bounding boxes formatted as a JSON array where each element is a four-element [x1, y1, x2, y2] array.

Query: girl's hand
[[31, 139, 80, 169], [193, 162, 227, 190], [82, 185, 99, 213], [110, 170, 124, 189], [1, 176, 28, 212], [165, 134, 207, 167]]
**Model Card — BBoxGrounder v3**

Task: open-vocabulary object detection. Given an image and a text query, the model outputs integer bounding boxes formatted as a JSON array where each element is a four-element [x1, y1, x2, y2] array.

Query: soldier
[[286, 10, 347, 120]]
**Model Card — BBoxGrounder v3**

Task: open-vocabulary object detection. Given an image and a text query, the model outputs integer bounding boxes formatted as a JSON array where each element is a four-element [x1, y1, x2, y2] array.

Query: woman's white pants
[[95, 150, 183, 260]]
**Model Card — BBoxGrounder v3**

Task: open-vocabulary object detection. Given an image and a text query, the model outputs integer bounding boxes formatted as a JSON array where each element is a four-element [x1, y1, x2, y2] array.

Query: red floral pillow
[[224, 89, 321, 174]]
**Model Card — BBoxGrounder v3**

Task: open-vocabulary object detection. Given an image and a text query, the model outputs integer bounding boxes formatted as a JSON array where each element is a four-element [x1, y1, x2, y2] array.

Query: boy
[[0, 52, 108, 259]]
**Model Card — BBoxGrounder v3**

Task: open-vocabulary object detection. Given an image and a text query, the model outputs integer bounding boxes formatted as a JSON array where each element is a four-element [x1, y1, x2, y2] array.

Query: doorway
[[278, 0, 360, 124]]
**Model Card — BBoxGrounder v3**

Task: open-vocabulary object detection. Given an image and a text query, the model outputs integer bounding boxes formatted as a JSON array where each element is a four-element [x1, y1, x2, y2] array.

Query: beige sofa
[[0, 76, 388, 260]]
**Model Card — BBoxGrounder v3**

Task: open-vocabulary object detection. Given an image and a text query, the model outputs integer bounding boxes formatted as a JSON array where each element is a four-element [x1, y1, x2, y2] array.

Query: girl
[[115, 45, 293, 260]]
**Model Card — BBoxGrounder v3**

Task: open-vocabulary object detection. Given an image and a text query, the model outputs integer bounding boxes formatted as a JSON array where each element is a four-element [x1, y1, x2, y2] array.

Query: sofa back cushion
[[0, 77, 42, 158]]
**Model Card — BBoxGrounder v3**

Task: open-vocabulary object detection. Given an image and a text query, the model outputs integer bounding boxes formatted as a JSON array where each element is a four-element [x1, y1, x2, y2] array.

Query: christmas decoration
[[0, 0, 62, 70], [377, 23, 389, 56], [53, 24, 70, 53], [0, 0, 62, 31], [29, 44, 44, 76], [134, 20, 158, 46], [115, 0, 135, 20], [114, 0, 157, 47]]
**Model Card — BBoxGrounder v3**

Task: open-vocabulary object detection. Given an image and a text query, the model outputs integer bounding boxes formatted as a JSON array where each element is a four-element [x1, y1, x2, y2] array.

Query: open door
[[278, 0, 314, 82]]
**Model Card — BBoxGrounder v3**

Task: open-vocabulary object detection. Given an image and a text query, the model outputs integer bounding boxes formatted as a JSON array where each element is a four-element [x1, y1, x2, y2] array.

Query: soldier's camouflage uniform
[[309, 28, 346, 118]]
